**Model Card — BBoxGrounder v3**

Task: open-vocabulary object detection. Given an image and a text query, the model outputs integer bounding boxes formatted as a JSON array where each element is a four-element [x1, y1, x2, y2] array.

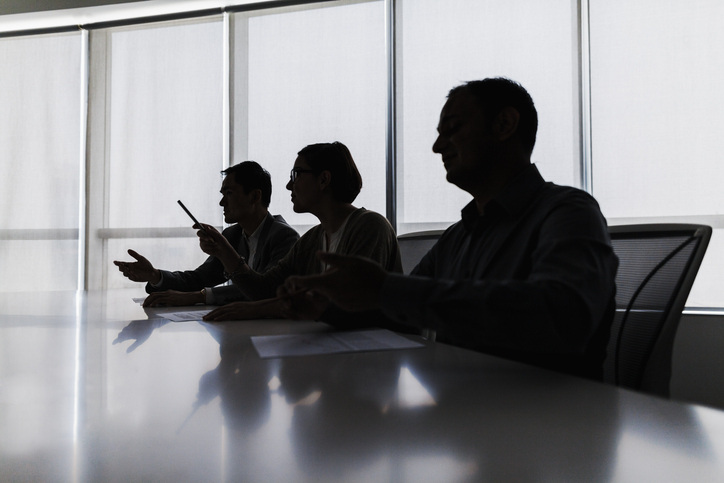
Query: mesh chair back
[[603, 224, 711, 396], [397, 230, 445, 274]]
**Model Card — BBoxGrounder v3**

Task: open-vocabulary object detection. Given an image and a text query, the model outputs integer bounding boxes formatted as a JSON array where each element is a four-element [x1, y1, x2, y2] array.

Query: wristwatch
[[223, 257, 247, 280]]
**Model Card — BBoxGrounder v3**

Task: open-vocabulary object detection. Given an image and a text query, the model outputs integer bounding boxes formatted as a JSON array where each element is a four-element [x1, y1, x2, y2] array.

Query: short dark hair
[[448, 78, 538, 155], [297, 142, 362, 203], [222, 161, 272, 207]]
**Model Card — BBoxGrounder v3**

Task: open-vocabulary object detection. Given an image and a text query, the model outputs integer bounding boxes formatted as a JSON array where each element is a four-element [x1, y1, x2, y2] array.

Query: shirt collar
[[244, 215, 266, 242], [461, 163, 546, 230]]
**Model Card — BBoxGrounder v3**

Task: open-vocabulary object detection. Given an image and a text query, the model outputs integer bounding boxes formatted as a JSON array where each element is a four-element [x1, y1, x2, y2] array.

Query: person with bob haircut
[[280, 79, 618, 380], [195, 141, 402, 321]]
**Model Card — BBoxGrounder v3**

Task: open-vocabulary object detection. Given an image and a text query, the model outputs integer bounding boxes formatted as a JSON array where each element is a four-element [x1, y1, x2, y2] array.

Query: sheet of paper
[[159, 309, 212, 322], [251, 328, 424, 358]]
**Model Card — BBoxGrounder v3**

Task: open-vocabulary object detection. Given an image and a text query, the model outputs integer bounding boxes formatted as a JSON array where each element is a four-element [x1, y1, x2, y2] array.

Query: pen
[[177, 200, 208, 235]]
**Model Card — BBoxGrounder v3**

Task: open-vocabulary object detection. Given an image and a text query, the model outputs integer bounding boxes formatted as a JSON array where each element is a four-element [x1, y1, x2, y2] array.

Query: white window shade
[[590, 0, 724, 307], [100, 18, 225, 289], [0, 32, 82, 291], [396, 0, 580, 234], [233, 1, 387, 230], [590, 0, 724, 219]]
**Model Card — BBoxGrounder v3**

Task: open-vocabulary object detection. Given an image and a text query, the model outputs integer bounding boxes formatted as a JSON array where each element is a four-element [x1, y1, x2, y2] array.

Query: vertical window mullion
[[223, 12, 231, 174], [385, 0, 397, 228], [78, 28, 89, 291], [579, 0, 593, 194]]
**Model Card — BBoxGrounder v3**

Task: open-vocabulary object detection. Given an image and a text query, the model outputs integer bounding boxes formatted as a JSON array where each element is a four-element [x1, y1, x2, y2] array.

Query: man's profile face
[[219, 175, 255, 225], [432, 89, 498, 191]]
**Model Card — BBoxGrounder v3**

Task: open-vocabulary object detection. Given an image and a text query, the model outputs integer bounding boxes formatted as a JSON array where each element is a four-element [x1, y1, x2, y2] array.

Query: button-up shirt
[[381, 164, 618, 380]]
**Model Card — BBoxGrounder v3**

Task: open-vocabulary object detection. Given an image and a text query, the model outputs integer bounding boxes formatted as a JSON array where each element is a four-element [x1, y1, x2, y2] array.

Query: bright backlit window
[[0, 32, 81, 291], [396, 0, 580, 234], [98, 18, 225, 289], [2, 0, 724, 307], [234, 1, 386, 230], [590, 0, 724, 306]]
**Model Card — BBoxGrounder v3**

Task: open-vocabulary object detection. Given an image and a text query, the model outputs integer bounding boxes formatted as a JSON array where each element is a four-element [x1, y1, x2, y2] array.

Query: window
[[589, 0, 724, 306], [395, 0, 581, 234], [3, 0, 724, 308], [233, 1, 387, 231], [0, 32, 82, 291], [89, 18, 225, 289]]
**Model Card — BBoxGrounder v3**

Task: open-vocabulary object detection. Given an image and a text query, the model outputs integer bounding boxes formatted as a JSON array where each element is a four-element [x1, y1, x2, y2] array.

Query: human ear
[[493, 106, 520, 141], [250, 189, 262, 204], [318, 170, 332, 190]]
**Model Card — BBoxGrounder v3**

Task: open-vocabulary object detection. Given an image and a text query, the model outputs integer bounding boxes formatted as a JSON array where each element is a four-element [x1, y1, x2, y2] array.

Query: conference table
[[2, 289, 724, 482]]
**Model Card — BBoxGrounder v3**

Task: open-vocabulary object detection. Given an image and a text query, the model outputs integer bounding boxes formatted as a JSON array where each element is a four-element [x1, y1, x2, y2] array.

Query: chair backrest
[[397, 230, 445, 274], [603, 224, 711, 396]]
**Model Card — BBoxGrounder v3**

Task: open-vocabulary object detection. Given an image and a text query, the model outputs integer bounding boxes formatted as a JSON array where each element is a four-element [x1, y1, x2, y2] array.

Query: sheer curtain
[[5, 0, 724, 307], [232, 1, 387, 232], [0, 34, 82, 457], [87, 18, 225, 289], [590, 0, 724, 307], [395, 0, 581, 234], [0, 32, 82, 292]]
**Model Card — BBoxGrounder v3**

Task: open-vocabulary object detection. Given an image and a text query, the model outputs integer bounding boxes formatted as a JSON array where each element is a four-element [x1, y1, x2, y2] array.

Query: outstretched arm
[[279, 253, 410, 332], [113, 249, 162, 284], [281, 252, 387, 312]]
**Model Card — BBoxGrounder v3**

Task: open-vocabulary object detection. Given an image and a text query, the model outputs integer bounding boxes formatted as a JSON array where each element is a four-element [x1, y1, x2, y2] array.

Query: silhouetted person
[[282, 78, 618, 380], [196, 141, 401, 321], [114, 161, 299, 307]]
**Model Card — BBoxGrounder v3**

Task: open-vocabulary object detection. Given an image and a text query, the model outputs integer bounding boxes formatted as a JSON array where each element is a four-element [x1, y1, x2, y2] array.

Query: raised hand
[[113, 249, 161, 284], [195, 223, 240, 269]]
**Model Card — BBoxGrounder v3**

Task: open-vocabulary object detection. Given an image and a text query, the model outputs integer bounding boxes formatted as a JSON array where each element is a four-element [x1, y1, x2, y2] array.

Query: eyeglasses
[[289, 167, 318, 183]]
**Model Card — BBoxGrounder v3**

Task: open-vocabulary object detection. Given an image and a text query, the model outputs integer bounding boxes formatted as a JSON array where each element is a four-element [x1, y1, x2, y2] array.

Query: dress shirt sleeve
[[145, 256, 226, 294], [145, 226, 239, 295]]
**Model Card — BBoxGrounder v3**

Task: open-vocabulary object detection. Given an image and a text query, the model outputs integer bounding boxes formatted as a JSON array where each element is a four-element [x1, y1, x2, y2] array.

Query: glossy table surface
[[2, 290, 724, 482]]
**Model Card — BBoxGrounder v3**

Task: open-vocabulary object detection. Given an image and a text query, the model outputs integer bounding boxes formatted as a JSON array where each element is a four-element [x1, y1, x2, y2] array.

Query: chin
[[445, 169, 459, 184], [445, 171, 470, 192], [292, 203, 310, 214]]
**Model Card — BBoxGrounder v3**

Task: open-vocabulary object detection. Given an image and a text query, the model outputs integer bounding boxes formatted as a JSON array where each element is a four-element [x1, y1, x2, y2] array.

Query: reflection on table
[[1, 289, 723, 481]]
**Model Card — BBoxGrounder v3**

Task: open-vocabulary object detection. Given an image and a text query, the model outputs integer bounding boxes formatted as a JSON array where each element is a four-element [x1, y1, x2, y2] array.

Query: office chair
[[603, 224, 711, 397], [397, 230, 445, 340], [397, 230, 445, 275]]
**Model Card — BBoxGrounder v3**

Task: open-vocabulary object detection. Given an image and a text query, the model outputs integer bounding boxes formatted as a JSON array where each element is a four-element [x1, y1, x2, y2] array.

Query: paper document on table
[[158, 309, 212, 322], [251, 329, 424, 358]]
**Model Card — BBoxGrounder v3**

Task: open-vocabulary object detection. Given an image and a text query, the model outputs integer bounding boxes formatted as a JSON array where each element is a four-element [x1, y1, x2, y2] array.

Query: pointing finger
[[127, 249, 144, 262]]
